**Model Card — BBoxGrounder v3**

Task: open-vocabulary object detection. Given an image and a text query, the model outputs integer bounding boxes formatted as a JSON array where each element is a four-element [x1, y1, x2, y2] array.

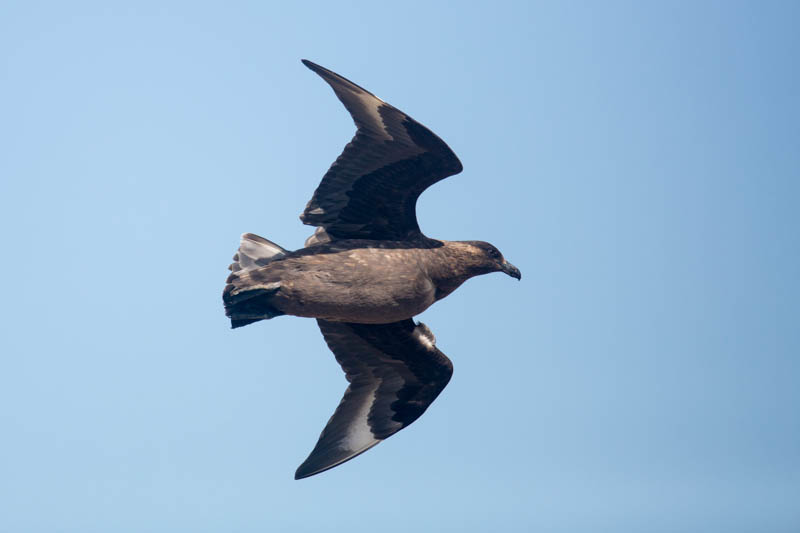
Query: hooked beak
[[501, 260, 522, 280]]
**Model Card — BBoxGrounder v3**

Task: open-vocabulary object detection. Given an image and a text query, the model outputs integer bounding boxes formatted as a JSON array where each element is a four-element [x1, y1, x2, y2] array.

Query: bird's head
[[464, 241, 522, 280]]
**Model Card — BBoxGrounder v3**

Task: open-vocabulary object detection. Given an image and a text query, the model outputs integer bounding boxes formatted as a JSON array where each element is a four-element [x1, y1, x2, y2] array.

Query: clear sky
[[1, 1, 798, 531]]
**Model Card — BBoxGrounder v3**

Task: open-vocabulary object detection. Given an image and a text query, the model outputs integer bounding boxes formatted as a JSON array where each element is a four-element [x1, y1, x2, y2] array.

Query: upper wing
[[295, 319, 453, 479], [300, 60, 463, 242]]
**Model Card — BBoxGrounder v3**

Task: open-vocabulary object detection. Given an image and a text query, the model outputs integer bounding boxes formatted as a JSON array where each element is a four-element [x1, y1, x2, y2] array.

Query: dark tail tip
[[231, 318, 262, 329]]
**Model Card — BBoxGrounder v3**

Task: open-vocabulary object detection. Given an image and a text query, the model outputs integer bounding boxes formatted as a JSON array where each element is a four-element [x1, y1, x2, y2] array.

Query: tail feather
[[223, 233, 288, 328], [229, 233, 288, 272], [223, 277, 285, 328], [230, 318, 261, 329]]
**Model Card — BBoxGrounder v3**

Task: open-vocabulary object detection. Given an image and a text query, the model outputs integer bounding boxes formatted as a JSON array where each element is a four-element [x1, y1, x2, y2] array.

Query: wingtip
[[293, 440, 382, 480], [294, 460, 324, 480], [294, 458, 324, 480]]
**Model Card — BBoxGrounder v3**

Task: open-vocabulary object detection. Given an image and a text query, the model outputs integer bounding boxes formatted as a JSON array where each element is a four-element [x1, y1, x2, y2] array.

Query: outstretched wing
[[300, 60, 463, 242], [295, 319, 453, 479]]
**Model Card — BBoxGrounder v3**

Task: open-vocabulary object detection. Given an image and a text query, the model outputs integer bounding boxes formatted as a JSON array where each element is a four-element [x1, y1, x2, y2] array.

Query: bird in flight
[[223, 60, 521, 479]]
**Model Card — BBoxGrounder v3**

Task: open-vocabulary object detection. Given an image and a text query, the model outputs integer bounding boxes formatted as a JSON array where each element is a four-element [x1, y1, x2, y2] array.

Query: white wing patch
[[348, 88, 393, 141], [413, 322, 437, 351], [341, 382, 381, 452]]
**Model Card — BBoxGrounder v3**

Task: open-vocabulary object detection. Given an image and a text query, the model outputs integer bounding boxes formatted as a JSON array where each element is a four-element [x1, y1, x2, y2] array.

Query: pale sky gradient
[[1, 1, 798, 531]]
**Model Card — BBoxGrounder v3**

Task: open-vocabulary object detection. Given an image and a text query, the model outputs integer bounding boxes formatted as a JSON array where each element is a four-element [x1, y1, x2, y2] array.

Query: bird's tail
[[228, 232, 287, 273], [223, 233, 288, 328]]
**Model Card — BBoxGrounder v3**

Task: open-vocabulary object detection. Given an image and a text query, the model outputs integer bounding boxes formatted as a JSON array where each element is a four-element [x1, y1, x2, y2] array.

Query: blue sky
[[1, 1, 798, 531]]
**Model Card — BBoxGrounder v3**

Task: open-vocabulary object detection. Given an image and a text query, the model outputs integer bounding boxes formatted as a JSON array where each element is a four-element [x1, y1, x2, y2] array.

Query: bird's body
[[223, 60, 520, 479], [226, 238, 500, 324]]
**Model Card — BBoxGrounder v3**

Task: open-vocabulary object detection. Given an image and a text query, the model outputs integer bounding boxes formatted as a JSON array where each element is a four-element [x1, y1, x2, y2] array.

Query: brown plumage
[[222, 60, 520, 479]]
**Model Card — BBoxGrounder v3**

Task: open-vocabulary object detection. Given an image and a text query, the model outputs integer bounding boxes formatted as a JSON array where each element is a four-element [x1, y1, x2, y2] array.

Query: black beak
[[501, 260, 521, 280]]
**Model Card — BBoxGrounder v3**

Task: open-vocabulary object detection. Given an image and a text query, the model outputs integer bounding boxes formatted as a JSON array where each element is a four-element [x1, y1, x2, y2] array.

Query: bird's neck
[[425, 242, 491, 301]]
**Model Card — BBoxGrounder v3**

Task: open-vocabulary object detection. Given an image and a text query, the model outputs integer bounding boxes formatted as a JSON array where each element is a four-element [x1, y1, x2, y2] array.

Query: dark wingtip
[[294, 460, 320, 480], [301, 59, 328, 78]]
